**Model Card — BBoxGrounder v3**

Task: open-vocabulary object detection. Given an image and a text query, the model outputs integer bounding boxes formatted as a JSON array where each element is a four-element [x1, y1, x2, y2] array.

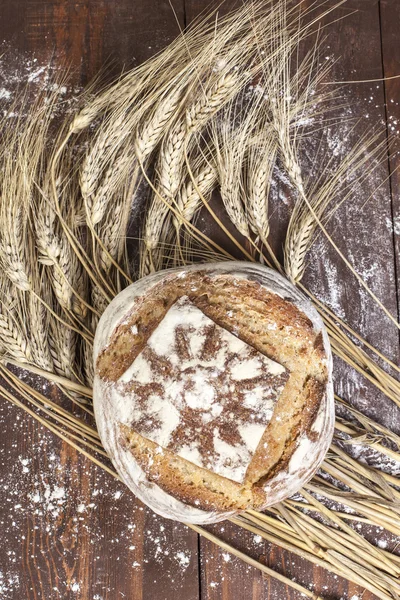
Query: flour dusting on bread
[[116, 296, 288, 483]]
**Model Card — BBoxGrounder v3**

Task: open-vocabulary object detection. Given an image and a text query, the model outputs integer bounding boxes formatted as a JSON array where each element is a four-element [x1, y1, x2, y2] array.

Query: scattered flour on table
[[386, 215, 400, 235], [0, 52, 82, 119], [175, 551, 191, 569], [0, 393, 200, 598]]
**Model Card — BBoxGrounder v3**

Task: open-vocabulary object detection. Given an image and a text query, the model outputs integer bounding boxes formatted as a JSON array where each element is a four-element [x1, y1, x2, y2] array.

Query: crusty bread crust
[[119, 426, 253, 512], [96, 269, 328, 513]]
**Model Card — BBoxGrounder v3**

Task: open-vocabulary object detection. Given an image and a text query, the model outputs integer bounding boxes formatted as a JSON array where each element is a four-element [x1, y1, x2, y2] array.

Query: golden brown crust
[[252, 378, 324, 492], [97, 289, 180, 381], [119, 426, 252, 512], [97, 271, 328, 512]]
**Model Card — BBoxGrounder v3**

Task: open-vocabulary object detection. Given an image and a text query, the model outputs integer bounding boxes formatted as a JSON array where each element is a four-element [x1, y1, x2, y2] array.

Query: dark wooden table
[[0, 1, 399, 599]]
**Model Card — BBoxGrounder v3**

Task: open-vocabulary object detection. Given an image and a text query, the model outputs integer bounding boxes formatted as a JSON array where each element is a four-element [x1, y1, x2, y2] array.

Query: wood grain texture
[[0, 1, 399, 599], [380, 0, 400, 319], [185, 2, 399, 600], [0, 2, 201, 600], [305, 5, 399, 600], [304, 2, 399, 600]]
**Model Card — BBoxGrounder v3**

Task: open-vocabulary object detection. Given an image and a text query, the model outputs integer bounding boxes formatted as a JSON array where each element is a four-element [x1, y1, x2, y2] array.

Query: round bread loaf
[[93, 262, 334, 524]]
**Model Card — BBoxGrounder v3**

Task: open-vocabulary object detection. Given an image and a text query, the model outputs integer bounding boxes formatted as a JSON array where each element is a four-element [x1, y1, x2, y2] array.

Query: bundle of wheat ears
[[1, 1, 400, 598]]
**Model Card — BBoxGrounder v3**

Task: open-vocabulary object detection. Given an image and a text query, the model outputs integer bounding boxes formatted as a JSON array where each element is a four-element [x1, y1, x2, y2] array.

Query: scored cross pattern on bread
[[115, 296, 289, 484]]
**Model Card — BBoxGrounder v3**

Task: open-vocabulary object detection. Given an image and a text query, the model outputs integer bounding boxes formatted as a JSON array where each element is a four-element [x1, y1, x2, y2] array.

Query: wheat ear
[[0, 305, 33, 365], [246, 135, 277, 244], [210, 100, 257, 239], [29, 294, 54, 372], [0, 205, 31, 292], [140, 116, 187, 275], [186, 69, 243, 133], [135, 87, 183, 163], [174, 161, 217, 225]]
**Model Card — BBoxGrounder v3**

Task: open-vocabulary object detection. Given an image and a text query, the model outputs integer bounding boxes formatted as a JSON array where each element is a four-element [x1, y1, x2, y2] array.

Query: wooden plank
[[184, 1, 399, 599], [302, 0, 399, 429], [380, 0, 400, 316], [285, 1, 399, 599], [2, 0, 187, 82], [0, 1, 201, 599], [0, 398, 200, 599]]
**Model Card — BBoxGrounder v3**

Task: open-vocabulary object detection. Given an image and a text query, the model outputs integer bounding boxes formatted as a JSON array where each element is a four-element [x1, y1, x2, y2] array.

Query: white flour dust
[[0, 52, 82, 119]]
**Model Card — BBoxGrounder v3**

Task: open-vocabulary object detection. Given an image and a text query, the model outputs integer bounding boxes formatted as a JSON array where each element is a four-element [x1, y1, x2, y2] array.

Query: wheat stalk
[[140, 116, 187, 276], [159, 117, 187, 198], [210, 102, 254, 239], [186, 68, 243, 133], [29, 294, 54, 372], [175, 161, 217, 222], [36, 195, 89, 319], [48, 320, 76, 380], [0, 223, 31, 292], [83, 338, 95, 388], [0, 143, 33, 292], [52, 235, 78, 311], [80, 113, 129, 205], [141, 200, 174, 276], [88, 151, 134, 226], [285, 130, 387, 282]]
